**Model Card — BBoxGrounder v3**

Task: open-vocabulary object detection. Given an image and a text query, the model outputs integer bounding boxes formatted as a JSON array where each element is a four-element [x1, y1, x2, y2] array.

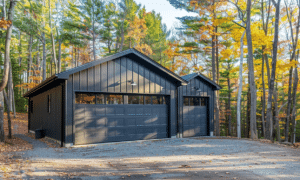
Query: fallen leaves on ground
[[0, 136, 33, 179], [0, 136, 32, 153], [3, 112, 28, 136], [179, 165, 191, 168]]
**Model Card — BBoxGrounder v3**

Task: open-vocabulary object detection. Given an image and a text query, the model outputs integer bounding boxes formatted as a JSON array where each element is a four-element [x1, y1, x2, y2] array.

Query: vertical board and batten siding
[[178, 77, 215, 136], [65, 57, 178, 144], [30, 85, 63, 141]]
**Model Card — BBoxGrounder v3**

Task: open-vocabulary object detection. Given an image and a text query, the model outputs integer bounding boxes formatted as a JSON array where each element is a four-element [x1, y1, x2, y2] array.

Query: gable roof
[[24, 48, 188, 97], [181, 73, 221, 90]]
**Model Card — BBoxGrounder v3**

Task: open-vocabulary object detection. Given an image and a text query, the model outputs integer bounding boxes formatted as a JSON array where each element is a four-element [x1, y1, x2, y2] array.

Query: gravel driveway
[[6, 135, 300, 180]]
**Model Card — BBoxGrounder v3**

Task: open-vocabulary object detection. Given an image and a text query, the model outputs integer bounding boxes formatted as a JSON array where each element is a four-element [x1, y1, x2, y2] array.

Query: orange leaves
[[126, 15, 147, 45], [29, 76, 43, 81], [0, 17, 12, 29], [135, 44, 153, 56], [16, 82, 39, 89]]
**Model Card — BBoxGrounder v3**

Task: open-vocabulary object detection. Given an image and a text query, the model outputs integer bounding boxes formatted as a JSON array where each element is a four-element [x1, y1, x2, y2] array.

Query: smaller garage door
[[183, 97, 208, 137]]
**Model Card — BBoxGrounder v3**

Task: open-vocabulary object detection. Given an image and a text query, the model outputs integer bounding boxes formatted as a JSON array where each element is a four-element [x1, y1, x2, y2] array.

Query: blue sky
[[134, 0, 198, 30]]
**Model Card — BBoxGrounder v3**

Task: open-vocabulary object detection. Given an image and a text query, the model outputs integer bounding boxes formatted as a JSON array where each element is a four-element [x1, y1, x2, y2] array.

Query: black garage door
[[183, 97, 208, 137], [74, 93, 169, 145]]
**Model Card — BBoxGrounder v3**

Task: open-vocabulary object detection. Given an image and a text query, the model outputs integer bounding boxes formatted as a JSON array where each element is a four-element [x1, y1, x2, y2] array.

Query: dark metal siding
[[178, 76, 215, 136], [65, 57, 178, 144], [29, 84, 63, 141]]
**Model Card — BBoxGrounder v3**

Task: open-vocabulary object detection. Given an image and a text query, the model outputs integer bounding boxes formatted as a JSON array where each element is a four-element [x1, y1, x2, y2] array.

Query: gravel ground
[[5, 135, 300, 180]]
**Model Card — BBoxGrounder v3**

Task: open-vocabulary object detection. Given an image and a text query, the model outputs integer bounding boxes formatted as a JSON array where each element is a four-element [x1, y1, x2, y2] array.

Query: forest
[[0, 0, 300, 144]]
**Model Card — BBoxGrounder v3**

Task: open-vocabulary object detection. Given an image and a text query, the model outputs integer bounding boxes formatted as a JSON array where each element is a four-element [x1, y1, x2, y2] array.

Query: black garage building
[[24, 49, 220, 147]]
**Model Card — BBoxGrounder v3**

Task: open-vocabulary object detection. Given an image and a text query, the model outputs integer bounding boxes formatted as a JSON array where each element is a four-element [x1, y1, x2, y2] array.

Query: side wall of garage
[[65, 57, 178, 145], [29, 84, 63, 141], [178, 77, 215, 137]]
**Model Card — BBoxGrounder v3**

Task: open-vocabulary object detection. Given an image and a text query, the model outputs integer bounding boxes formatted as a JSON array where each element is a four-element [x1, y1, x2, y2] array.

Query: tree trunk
[[119, 23, 125, 52], [0, 0, 16, 92], [42, 33, 46, 81], [9, 62, 15, 117], [237, 31, 245, 138], [273, 89, 280, 142], [265, 0, 281, 140], [284, 0, 300, 143], [92, 19, 96, 61], [0, 92, 4, 142], [285, 67, 293, 142], [215, 33, 220, 137], [7, 61, 12, 111], [3, 90, 11, 139], [245, 87, 251, 138], [58, 39, 62, 73], [261, 50, 266, 138], [27, 35, 33, 86], [227, 61, 231, 136], [49, 0, 57, 73], [2, 0, 5, 18], [72, 46, 75, 68], [291, 67, 298, 144], [0, 0, 16, 142], [18, 32, 22, 66], [246, 0, 258, 139]]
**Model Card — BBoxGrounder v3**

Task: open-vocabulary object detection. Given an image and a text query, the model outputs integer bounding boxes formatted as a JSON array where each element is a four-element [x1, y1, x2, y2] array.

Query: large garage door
[[74, 93, 169, 145], [183, 97, 208, 137]]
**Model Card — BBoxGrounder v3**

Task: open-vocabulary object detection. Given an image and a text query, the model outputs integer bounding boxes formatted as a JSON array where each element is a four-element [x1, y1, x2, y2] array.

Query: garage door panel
[[144, 117, 158, 125], [95, 107, 106, 115], [136, 108, 144, 115], [107, 118, 124, 127], [75, 97, 168, 145], [106, 107, 116, 115], [126, 118, 136, 126], [152, 108, 160, 116], [183, 128, 194, 137], [127, 126, 137, 135], [107, 136, 126, 142], [107, 127, 125, 137], [115, 107, 125, 115], [183, 97, 208, 137], [75, 116, 85, 129], [144, 108, 151, 115], [157, 117, 167, 125], [76, 128, 108, 145], [183, 107, 189, 114], [75, 106, 85, 116]]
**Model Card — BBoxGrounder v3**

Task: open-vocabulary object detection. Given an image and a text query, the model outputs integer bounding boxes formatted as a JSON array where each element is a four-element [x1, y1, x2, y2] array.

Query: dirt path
[[3, 135, 300, 180]]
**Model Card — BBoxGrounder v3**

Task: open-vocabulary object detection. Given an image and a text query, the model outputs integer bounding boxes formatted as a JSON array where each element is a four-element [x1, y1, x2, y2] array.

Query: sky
[[134, 0, 198, 31]]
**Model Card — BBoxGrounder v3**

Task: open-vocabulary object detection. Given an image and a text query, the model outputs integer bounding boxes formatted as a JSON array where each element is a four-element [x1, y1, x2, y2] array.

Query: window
[[152, 96, 164, 104], [128, 95, 144, 104], [75, 93, 95, 104], [106, 95, 123, 104], [201, 98, 206, 106], [184, 97, 206, 106], [162, 96, 166, 104], [145, 96, 151, 104], [192, 97, 200, 106], [184, 97, 189, 106], [47, 94, 51, 113], [30, 100, 33, 113], [96, 94, 105, 104]]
